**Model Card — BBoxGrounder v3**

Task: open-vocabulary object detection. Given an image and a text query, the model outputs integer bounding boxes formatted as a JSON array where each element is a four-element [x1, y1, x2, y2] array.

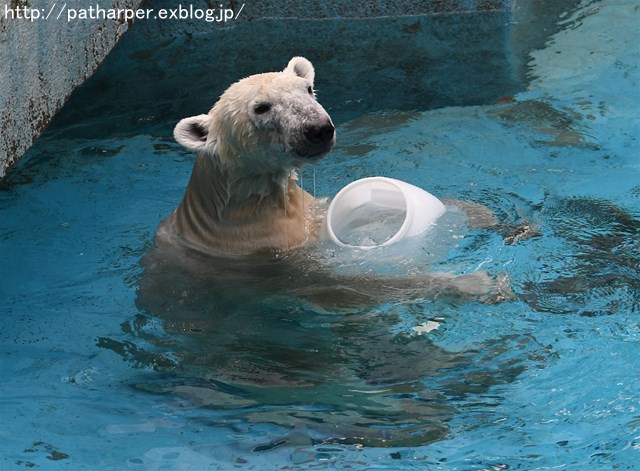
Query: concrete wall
[[0, 0, 143, 178]]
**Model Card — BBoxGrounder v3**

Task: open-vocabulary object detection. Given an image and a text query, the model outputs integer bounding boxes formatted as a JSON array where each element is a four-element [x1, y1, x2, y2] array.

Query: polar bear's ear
[[174, 114, 212, 152], [284, 56, 315, 84]]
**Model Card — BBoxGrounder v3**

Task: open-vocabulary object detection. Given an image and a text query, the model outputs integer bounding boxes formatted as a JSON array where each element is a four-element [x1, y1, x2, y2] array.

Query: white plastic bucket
[[322, 177, 446, 249]]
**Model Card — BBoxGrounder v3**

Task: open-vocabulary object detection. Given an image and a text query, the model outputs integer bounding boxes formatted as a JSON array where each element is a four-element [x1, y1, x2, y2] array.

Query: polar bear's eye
[[254, 103, 272, 115], [307, 86, 314, 95]]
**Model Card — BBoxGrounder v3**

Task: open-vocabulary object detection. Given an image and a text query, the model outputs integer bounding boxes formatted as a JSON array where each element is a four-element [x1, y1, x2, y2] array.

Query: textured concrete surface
[[0, 0, 143, 178]]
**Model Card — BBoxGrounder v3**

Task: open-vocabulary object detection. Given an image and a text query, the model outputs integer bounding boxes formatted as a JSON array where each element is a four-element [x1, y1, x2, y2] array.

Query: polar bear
[[143, 57, 511, 310], [157, 56, 334, 255]]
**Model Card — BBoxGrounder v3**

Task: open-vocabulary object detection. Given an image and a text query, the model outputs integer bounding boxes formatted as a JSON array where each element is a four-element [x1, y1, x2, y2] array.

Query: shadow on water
[[520, 196, 640, 316]]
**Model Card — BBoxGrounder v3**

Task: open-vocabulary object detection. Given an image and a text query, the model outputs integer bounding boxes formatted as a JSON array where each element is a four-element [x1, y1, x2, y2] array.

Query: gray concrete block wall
[[0, 0, 143, 178]]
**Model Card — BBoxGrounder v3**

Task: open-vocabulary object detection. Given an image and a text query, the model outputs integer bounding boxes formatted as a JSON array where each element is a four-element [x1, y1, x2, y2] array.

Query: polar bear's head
[[173, 57, 335, 173]]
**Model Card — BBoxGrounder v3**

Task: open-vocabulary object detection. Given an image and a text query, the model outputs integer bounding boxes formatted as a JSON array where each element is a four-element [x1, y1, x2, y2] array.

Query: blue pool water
[[1, 1, 639, 469]]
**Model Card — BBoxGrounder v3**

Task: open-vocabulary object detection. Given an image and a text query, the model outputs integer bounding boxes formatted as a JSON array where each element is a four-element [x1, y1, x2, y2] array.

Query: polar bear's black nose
[[304, 122, 335, 145]]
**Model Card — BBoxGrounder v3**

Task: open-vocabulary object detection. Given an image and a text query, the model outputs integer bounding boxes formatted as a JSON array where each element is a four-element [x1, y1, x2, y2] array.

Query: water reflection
[[99, 261, 527, 447], [90, 198, 519, 447], [521, 196, 640, 315]]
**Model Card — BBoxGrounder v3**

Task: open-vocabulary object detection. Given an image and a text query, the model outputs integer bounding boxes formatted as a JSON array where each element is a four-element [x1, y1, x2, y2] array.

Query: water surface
[[1, 1, 639, 469]]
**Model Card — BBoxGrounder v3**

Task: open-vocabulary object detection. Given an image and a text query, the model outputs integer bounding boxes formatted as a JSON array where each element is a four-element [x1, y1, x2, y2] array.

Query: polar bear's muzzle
[[305, 121, 335, 146], [294, 118, 336, 159]]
